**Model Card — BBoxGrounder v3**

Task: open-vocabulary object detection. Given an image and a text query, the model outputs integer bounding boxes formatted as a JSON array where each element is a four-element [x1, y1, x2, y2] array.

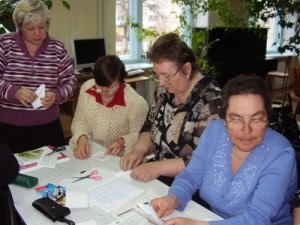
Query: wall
[[48, 0, 101, 57], [48, 0, 116, 59]]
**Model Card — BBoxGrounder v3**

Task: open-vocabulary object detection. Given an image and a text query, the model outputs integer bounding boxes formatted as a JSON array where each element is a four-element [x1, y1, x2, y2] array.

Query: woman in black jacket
[[0, 144, 19, 185]]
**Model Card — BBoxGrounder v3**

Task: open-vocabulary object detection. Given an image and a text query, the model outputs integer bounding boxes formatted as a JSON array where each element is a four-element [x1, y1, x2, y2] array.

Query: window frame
[[118, 0, 143, 64]]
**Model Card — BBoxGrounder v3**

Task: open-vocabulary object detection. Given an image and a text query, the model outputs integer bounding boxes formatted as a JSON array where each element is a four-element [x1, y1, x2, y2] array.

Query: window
[[116, 0, 183, 63], [257, 15, 282, 55], [115, 2, 286, 62]]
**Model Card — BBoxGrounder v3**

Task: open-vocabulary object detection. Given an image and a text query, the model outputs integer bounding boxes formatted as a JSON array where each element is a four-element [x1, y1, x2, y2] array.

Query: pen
[[117, 208, 133, 216]]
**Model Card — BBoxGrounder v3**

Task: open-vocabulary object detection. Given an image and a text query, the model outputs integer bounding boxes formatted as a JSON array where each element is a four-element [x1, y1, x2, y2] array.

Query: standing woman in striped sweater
[[0, 0, 76, 153]]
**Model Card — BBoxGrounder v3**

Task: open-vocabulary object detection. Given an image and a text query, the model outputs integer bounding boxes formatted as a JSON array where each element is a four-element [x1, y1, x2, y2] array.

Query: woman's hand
[[15, 87, 37, 107], [74, 135, 90, 159], [42, 91, 56, 109], [106, 138, 125, 156], [151, 196, 208, 225], [119, 148, 146, 171], [130, 161, 161, 182], [163, 217, 209, 225], [151, 195, 179, 218]]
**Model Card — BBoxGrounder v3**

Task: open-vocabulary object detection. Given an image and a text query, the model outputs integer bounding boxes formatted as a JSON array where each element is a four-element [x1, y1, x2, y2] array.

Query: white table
[[10, 146, 222, 225]]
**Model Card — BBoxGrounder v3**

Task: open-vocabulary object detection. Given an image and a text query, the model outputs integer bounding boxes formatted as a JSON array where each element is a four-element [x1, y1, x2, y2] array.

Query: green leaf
[[62, 1, 70, 10]]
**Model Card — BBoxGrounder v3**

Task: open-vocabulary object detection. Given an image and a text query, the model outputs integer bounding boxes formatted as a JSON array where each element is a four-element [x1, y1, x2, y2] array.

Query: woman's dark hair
[[93, 55, 127, 86], [146, 33, 197, 78], [219, 74, 272, 119]]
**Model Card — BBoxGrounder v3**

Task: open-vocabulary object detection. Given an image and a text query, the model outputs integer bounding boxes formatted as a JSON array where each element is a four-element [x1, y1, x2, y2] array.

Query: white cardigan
[[69, 79, 149, 152]]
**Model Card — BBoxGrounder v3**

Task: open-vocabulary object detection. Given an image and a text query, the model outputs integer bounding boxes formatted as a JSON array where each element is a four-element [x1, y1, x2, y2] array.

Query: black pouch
[[32, 197, 74, 225]]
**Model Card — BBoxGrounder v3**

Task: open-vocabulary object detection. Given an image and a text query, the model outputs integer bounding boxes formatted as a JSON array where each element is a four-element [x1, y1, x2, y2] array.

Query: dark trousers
[[158, 175, 210, 210], [0, 119, 66, 153]]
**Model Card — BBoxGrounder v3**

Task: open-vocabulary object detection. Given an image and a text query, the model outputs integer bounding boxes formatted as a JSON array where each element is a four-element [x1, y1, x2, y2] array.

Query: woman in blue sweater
[[151, 74, 297, 225]]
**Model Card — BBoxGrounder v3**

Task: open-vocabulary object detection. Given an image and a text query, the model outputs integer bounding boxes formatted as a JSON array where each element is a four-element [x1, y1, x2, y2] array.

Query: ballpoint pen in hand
[[72, 170, 102, 183], [46, 146, 66, 156]]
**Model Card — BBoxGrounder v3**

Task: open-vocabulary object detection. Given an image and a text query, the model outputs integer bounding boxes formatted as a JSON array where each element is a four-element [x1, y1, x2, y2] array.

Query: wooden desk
[[10, 146, 222, 225]]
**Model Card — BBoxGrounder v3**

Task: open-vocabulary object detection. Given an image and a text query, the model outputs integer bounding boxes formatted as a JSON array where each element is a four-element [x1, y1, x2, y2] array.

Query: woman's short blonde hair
[[13, 0, 50, 30]]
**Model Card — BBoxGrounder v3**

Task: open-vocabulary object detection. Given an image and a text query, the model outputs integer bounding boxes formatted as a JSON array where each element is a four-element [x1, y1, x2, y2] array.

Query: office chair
[[0, 185, 18, 225]]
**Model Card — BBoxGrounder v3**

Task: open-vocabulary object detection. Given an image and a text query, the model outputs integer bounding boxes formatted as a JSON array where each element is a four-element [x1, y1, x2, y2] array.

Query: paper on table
[[134, 202, 189, 225], [60, 168, 117, 192], [32, 84, 45, 109], [108, 210, 148, 225], [90, 140, 115, 162], [66, 185, 88, 208], [70, 207, 116, 225], [61, 168, 118, 208], [15, 147, 47, 165], [17, 146, 70, 173], [114, 190, 157, 217], [134, 203, 163, 225], [77, 221, 97, 225], [89, 178, 145, 213]]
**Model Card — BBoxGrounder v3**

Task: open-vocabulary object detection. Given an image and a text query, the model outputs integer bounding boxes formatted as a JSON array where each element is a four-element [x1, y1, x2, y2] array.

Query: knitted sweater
[[69, 79, 149, 152], [0, 32, 76, 126]]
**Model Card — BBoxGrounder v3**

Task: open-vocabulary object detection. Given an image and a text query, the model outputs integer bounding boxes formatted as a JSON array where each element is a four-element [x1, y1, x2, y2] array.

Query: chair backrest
[[0, 185, 18, 225], [294, 67, 300, 97]]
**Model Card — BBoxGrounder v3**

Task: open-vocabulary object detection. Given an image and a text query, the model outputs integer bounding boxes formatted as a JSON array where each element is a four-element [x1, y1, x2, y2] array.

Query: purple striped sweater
[[0, 32, 76, 126]]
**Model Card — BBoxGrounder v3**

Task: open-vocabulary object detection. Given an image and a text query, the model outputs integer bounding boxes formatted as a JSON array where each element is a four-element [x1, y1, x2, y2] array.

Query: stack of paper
[[89, 178, 145, 213]]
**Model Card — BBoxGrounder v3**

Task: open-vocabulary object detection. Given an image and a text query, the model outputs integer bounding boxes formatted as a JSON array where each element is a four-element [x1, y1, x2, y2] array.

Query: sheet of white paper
[[90, 140, 115, 162], [135, 203, 163, 225], [32, 84, 45, 109], [66, 185, 88, 208], [89, 178, 145, 213], [69, 207, 116, 225], [60, 167, 117, 192], [61, 167, 119, 209], [108, 211, 148, 225], [76, 220, 97, 225]]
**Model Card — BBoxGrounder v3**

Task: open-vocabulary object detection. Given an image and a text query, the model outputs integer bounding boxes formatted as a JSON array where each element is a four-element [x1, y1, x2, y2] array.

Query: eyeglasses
[[90, 84, 119, 96], [154, 65, 183, 85], [226, 118, 268, 131]]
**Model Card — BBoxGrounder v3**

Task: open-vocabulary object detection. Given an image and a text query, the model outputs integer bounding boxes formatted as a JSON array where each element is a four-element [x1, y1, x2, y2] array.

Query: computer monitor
[[72, 38, 106, 72]]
